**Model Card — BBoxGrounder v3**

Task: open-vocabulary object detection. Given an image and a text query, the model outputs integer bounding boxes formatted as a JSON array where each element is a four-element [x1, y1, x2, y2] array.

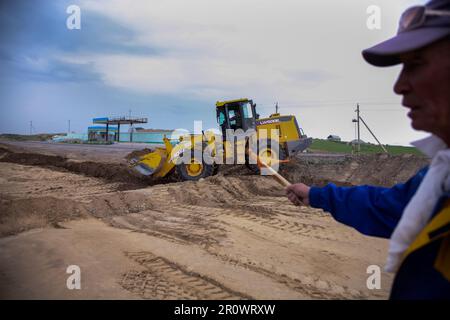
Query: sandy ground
[[0, 142, 429, 299]]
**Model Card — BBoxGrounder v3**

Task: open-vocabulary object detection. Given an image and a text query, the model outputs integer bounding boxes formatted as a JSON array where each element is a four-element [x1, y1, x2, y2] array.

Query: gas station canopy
[[92, 117, 148, 142], [92, 117, 148, 125]]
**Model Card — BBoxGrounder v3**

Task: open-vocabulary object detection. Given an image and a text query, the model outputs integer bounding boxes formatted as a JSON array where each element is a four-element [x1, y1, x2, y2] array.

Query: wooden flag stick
[[248, 150, 292, 187]]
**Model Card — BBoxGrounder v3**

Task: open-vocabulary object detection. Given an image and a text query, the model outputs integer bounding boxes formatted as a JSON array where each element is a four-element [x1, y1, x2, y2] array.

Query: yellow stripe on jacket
[[401, 199, 450, 280]]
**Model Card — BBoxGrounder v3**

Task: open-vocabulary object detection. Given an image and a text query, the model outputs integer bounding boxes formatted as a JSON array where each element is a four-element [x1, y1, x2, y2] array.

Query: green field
[[309, 138, 423, 156]]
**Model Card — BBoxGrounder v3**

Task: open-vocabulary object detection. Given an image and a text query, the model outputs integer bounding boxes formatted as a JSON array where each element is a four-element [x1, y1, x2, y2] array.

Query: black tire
[[245, 139, 287, 175], [176, 161, 214, 181], [176, 143, 215, 181]]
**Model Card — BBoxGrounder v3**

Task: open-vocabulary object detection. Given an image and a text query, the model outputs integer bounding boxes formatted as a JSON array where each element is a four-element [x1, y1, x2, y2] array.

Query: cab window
[[242, 102, 253, 119], [228, 110, 236, 125], [218, 111, 225, 125]]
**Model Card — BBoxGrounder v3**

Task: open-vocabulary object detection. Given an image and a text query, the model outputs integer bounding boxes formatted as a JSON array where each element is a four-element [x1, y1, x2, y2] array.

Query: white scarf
[[385, 135, 450, 273]]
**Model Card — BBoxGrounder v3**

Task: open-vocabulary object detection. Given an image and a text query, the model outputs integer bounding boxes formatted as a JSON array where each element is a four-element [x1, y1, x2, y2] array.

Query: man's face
[[394, 39, 450, 141]]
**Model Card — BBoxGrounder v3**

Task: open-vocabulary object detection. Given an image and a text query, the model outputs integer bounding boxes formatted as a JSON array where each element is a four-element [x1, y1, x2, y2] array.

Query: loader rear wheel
[[176, 158, 214, 181], [245, 140, 287, 175]]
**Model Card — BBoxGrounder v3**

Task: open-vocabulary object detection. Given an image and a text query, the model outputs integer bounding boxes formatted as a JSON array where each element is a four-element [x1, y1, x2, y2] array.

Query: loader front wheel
[[176, 158, 214, 181]]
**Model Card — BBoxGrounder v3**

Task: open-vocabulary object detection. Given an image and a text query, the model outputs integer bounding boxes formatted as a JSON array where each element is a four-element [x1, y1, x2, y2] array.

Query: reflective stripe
[[402, 199, 450, 279]]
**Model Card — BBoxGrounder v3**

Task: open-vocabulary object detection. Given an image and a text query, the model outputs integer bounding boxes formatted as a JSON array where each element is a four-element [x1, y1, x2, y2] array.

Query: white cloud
[[24, 56, 50, 72], [69, 0, 429, 145]]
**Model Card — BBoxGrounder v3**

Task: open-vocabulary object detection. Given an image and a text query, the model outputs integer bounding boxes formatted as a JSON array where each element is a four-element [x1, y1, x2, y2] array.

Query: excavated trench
[[0, 146, 160, 190]]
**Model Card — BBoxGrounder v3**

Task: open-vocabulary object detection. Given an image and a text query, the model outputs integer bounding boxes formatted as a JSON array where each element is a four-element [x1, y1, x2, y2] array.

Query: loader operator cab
[[216, 99, 259, 140]]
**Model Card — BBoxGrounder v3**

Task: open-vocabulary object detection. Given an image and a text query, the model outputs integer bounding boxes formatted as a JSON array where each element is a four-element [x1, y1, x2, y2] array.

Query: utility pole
[[68, 120, 71, 133], [352, 104, 361, 153], [352, 118, 357, 154], [29, 121, 33, 135], [129, 109, 133, 138], [356, 103, 361, 152], [353, 104, 388, 154], [275, 102, 279, 114]]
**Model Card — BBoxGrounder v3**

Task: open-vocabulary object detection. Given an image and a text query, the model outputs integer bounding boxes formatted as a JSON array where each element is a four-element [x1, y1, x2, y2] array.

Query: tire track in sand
[[158, 203, 334, 241], [204, 249, 366, 299], [120, 251, 253, 300]]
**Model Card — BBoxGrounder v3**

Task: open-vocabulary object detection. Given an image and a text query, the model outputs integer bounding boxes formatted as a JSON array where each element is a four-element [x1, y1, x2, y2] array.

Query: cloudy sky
[[0, 0, 429, 145]]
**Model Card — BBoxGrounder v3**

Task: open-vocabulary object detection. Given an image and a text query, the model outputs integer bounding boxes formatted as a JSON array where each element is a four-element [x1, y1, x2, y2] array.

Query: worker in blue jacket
[[287, 0, 450, 299]]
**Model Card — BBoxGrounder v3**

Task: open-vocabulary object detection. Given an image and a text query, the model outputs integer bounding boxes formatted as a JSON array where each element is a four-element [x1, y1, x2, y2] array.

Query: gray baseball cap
[[362, 0, 450, 67]]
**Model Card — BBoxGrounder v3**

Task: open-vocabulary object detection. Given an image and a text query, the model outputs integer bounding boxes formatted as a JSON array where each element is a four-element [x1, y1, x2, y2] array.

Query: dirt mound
[[124, 148, 154, 161], [0, 185, 163, 237], [0, 150, 154, 188], [1, 151, 67, 166], [0, 196, 89, 236], [0, 146, 10, 153], [122, 151, 428, 188], [282, 153, 429, 187], [65, 161, 144, 184], [166, 152, 428, 191], [0, 147, 9, 160], [86, 191, 156, 218]]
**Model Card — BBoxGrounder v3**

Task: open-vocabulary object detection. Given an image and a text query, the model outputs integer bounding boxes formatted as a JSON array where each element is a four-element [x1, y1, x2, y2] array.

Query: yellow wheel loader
[[131, 98, 312, 181]]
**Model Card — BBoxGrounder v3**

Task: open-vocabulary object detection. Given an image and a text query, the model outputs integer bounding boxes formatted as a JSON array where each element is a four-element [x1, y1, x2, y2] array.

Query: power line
[[257, 98, 401, 105], [362, 108, 406, 112], [257, 101, 402, 109]]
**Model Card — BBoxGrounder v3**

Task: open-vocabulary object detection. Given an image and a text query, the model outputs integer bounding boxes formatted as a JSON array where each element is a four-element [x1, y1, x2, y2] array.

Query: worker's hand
[[286, 183, 311, 206]]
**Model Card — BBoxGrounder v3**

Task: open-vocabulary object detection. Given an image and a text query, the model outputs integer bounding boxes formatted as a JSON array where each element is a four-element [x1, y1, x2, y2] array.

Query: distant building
[[327, 135, 341, 142]]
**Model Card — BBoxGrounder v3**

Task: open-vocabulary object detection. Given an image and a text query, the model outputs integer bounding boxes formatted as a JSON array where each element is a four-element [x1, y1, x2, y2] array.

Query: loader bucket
[[132, 148, 167, 177], [134, 162, 157, 176]]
